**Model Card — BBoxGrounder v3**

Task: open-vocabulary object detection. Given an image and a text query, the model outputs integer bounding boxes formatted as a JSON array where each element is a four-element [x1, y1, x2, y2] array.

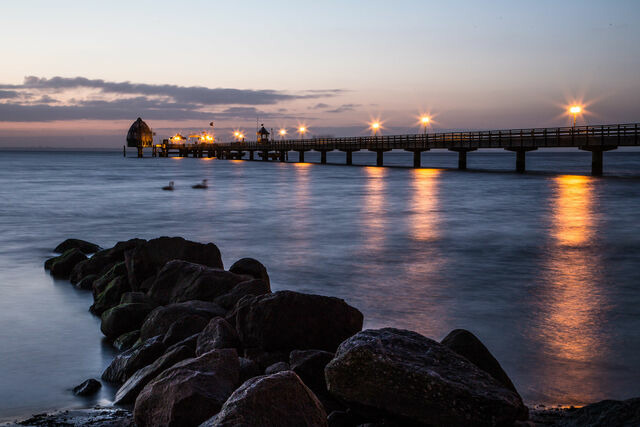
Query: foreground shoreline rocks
[[38, 236, 636, 426]]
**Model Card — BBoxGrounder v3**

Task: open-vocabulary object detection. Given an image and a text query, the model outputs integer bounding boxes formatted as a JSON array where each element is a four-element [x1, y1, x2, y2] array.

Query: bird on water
[[162, 181, 175, 191], [192, 179, 208, 189]]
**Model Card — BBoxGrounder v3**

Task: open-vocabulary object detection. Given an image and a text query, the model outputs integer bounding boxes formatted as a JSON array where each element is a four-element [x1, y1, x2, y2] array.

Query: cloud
[[309, 103, 330, 110], [325, 103, 360, 113], [0, 76, 344, 122]]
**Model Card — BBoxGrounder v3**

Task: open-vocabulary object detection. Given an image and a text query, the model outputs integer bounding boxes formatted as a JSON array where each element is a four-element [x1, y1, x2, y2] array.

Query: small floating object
[[162, 181, 175, 191], [192, 179, 208, 189]]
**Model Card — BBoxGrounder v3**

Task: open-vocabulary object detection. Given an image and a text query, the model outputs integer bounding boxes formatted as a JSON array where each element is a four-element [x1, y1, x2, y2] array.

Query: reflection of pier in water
[[133, 121, 640, 176], [533, 175, 609, 405]]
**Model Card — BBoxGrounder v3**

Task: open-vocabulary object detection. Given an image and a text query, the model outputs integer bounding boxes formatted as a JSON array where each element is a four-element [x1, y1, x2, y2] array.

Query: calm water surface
[[1, 149, 639, 419]]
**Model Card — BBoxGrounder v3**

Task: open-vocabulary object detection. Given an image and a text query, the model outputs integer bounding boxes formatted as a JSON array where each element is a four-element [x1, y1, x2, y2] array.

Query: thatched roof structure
[[126, 117, 153, 148]]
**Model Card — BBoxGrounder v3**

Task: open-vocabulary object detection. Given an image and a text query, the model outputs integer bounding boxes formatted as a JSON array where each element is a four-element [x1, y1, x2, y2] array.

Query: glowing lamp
[[570, 106, 582, 114]]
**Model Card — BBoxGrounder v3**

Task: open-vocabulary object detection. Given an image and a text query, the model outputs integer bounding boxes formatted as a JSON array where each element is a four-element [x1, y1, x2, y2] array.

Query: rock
[[17, 407, 133, 426], [201, 371, 328, 427], [165, 333, 199, 354], [120, 291, 156, 305], [74, 274, 98, 290], [554, 397, 640, 427], [114, 330, 140, 351], [162, 314, 209, 347], [265, 361, 290, 375], [102, 336, 165, 384], [54, 238, 101, 254], [441, 328, 519, 394], [290, 349, 334, 394], [325, 328, 528, 426], [90, 275, 131, 316], [196, 317, 240, 356], [47, 248, 87, 279], [228, 258, 270, 288], [238, 357, 261, 383], [125, 237, 223, 291], [92, 262, 128, 298], [100, 303, 154, 339], [214, 279, 271, 310], [146, 260, 246, 305], [69, 238, 145, 284], [72, 378, 101, 396], [114, 345, 193, 405], [133, 349, 239, 427], [139, 301, 225, 342], [232, 291, 363, 354]]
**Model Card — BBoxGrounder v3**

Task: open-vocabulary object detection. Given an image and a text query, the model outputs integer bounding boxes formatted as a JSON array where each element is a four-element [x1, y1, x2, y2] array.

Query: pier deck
[[145, 123, 640, 175]]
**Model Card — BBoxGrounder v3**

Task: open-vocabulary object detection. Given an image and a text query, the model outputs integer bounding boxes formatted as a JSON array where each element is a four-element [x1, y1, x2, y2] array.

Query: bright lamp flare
[[570, 106, 582, 114], [299, 127, 306, 133], [421, 116, 430, 124], [372, 122, 380, 129], [279, 129, 287, 136]]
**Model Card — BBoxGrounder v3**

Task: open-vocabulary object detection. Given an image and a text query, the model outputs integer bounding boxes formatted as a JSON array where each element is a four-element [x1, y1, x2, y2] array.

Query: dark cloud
[[325, 103, 360, 113], [309, 103, 330, 110], [0, 90, 18, 99]]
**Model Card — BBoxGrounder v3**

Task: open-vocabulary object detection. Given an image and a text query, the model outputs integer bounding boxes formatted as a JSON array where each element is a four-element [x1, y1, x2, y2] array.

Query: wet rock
[[134, 349, 239, 427], [239, 357, 261, 383], [201, 371, 328, 427], [146, 260, 246, 305], [55, 238, 101, 254], [114, 345, 193, 405], [69, 238, 145, 284], [102, 336, 165, 384], [92, 262, 128, 298], [90, 275, 131, 316], [139, 300, 225, 342], [74, 274, 98, 290], [441, 328, 519, 395], [125, 237, 223, 291], [214, 279, 271, 310], [196, 317, 240, 356], [47, 248, 87, 279], [265, 361, 290, 375], [555, 397, 640, 427], [162, 314, 209, 347], [290, 349, 334, 394], [120, 291, 156, 306], [100, 303, 154, 339], [73, 378, 101, 396], [165, 333, 199, 354], [232, 291, 363, 354], [114, 330, 140, 351], [325, 328, 528, 426], [17, 407, 133, 426], [228, 257, 271, 288]]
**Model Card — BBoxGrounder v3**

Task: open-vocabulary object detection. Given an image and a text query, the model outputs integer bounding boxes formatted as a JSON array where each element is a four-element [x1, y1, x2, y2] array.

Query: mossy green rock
[[101, 303, 154, 339], [90, 276, 131, 316], [47, 248, 88, 279]]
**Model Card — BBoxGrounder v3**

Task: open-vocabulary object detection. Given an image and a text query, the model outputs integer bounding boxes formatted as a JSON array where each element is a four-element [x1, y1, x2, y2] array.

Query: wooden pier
[[138, 123, 640, 176]]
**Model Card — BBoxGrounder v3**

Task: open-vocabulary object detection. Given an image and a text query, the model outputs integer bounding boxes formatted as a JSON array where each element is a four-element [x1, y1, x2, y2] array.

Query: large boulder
[[290, 350, 334, 395], [100, 303, 154, 339], [114, 330, 140, 351], [139, 301, 225, 342], [232, 291, 363, 354], [46, 248, 87, 279], [162, 314, 209, 347], [196, 317, 240, 356], [69, 238, 145, 284], [325, 328, 528, 426], [90, 275, 131, 316], [92, 262, 128, 298], [120, 291, 156, 306], [72, 379, 101, 396], [54, 238, 101, 254], [554, 397, 640, 427], [134, 349, 239, 427], [74, 274, 98, 291], [202, 371, 328, 427], [102, 336, 165, 384], [228, 258, 270, 288], [441, 329, 519, 395], [146, 261, 246, 305], [125, 237, 223, 291], [213, 279, 271, 310], [114, 345, 193, 405]]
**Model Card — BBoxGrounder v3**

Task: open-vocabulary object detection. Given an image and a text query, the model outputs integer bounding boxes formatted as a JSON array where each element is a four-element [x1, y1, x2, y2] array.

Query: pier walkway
[[148, 122, 640, 175]]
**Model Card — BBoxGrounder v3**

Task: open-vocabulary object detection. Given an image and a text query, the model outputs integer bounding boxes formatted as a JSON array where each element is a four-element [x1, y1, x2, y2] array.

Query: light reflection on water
[[0, 150, 639, 418]]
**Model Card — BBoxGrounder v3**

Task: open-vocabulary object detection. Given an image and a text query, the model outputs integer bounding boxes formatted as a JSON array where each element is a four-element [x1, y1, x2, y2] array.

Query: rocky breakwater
[[41, 236, 635, 426]]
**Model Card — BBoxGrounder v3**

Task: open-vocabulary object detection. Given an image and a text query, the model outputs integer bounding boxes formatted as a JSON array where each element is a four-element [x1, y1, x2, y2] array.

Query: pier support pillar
[[339, 149, 360, 165], [448, 148, 477, 170], [297, 150, 308, 163], [249, 150, 254, 161], [369, 149, 391, 167], [137, 145, 143, 158], [405, 149, 429, 168], [505, 147, 537, 173], [320, 150, 327, 164], [279, 151, 286, 162], [261, 151, 269, 161], [580, 145, 617, 176]]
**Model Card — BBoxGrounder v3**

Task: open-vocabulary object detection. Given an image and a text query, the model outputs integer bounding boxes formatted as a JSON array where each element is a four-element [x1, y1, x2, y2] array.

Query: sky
[[1, 0, 640, 147]]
